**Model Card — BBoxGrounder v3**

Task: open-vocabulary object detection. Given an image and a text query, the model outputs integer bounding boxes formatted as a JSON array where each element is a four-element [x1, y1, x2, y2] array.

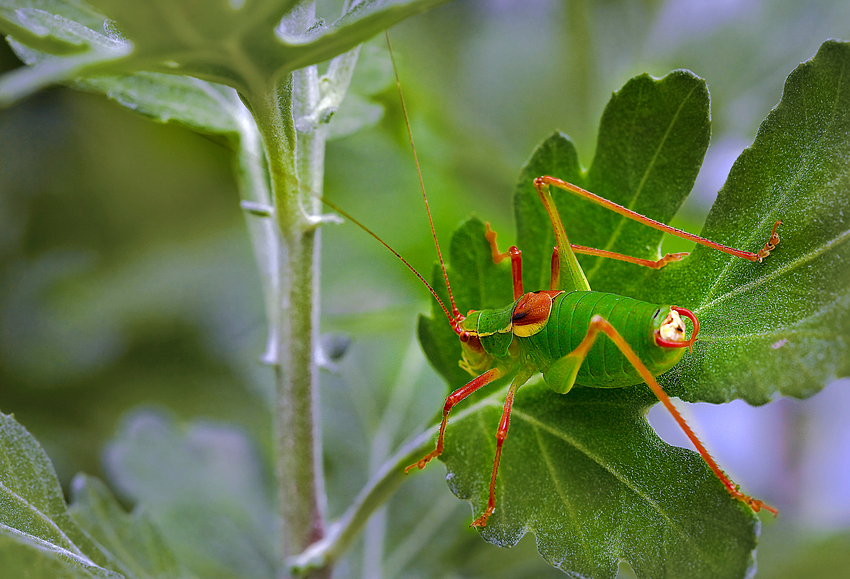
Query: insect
[[320, 34, 782, 529], [401, 175, 781, 528], [357, 37, 784, 530]]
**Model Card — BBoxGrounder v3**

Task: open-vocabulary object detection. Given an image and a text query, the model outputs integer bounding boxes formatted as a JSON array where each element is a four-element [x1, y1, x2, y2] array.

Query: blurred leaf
[[0, 534, 119, 579], [104, 410, 277, 579], [73, 72, 243, 135], [326, 91, 384, 140], [0, 0, 129, 105], [68, 475, 191, 579], [0, 411, 120, 577], [757, 528, 850, 579], [0, 0, 451, 103], [0, 0, 110, 54]]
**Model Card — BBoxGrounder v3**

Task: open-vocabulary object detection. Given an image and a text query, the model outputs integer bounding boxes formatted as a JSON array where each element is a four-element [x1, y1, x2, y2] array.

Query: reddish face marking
[[654, 306, 700, 352]]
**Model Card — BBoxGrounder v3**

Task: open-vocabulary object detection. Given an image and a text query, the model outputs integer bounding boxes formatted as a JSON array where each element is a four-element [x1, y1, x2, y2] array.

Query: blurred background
[[1, 0, 849, 577]]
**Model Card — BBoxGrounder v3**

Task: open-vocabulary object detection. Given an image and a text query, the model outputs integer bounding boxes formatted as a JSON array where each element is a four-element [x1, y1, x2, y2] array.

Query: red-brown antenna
[[385, 32, 462, 325], [316, 195, 459, 332]]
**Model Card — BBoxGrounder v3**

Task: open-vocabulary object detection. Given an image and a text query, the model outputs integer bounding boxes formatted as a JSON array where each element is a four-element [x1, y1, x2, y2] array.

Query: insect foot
[[654, 252, 689, 268], [738, 493, 779, 517], [470, 508, 494, 528], [404, 451, 438, 473], [755, 219, 782, 262]]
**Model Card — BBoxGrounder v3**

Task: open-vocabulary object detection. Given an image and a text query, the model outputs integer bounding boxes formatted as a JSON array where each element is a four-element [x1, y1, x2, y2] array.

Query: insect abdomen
[[526, 291, 678, 388]]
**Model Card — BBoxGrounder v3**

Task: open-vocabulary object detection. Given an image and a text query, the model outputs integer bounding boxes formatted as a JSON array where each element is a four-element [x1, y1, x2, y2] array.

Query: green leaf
[[275, 0, 451, 76], [415, 42, 849, 578], [648, 40, 850, 404], [0, 411, 121, 578], [0, 534, 119, 579], [325, 91, 384, 140], [68, 475, 191, 579], [417, 222, 761, 579], [1, 0, 451, 102], [0, 1, 129, 106], [514, 70, 710, 295], [73, 72, 244, 135], [104, 410, 278, 579], [418, 218, 513, 389], [0, 0, 113, 55], [442, 382, 758, 579]]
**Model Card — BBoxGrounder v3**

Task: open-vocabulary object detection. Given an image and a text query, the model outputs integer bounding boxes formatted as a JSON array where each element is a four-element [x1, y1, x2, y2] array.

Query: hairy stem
[[250, 76, 328, 577]]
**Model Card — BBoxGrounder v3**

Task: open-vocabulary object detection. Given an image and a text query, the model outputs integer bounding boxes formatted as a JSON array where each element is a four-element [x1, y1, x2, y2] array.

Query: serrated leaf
[[0, 411, 122, 578], [417, 217, 760, 578], [441, 382, 758, 579], [104, 410, 278, 579], [515, 70, 710, 295], [418, 218, 513, 389], [646, 40, 850, 404], [410, 47, 850, 578], [68, 475, 191, 579]]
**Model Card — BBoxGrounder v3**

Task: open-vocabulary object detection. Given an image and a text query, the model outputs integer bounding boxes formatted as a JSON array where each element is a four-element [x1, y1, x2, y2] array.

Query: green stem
[[243, 24, 366, 576], [250, 76, 328, 578], [286, 389, 509, 575], [287, 428, 435, 575]]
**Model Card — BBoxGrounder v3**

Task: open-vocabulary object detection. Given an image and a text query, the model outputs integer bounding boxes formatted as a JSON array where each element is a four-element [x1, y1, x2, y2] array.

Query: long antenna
[[317, 195, 457, 330], [385, 32, 461, 322]]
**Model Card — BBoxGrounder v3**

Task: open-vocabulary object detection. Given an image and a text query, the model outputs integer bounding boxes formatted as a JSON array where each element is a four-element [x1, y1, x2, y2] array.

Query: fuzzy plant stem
[[250, 75, 329, 578]]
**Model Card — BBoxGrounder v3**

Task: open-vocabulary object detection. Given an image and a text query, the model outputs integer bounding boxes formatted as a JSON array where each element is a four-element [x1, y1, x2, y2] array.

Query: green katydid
[[348, 35, 784, 530], [400, 175, 781, 528]]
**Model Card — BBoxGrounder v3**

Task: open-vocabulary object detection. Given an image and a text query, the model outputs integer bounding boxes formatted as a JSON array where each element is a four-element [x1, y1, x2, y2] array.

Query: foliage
[[1, 1, 849, 578], [418, 41, 850, 578]]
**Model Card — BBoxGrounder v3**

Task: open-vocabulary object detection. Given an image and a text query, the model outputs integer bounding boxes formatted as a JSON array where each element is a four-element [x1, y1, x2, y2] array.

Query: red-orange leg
[[572, 245, 690, 269], [484, 223, 523, 299], [550, 247, 560, 290], [535, 176, 782, 263], [471, 380, 521, 528], [572, 315, 778, 516], [404, 367, 504, 473], [548, 244, 688, 288]]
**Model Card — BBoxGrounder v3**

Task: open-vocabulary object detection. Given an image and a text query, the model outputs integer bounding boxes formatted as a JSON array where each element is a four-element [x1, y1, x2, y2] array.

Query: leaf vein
[[0, 481, 84, 557], [531, 425, 592, 559], [0, 523, 100, 569], [703, 58, 848, 302], [586, 83, 699, 281], [697, 226, 850, 313], [508, 408, 716, 569]]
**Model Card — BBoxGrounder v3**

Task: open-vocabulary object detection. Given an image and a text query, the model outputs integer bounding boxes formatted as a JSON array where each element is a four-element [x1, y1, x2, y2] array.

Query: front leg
[[405, 367, 503, 473]]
